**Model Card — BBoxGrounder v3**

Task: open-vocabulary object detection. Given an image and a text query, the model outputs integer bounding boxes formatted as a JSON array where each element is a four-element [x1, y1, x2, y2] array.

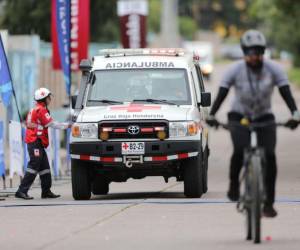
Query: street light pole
[[160, 0, 180, 47]]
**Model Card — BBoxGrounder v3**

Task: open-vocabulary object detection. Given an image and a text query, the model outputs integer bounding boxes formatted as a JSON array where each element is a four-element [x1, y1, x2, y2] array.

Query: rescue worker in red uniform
[[15, 88, 71, 199]]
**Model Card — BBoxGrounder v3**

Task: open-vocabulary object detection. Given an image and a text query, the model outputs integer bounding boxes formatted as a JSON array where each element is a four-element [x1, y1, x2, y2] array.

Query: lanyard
[[245, 66, 263, 117], [246, 67, 261, 95]]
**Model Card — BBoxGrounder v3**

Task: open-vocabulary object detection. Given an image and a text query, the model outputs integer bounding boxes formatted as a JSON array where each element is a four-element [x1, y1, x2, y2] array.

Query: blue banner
[[56, 0, 71, 95], [0, 121, 5, 176], [0, 35, 13, 107]]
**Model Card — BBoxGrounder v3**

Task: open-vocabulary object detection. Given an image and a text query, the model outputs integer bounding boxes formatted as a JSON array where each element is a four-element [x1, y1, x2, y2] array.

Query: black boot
[[263, 204, 278, 218], [41, 190, 60, 199], [15, 191, 34, 200]]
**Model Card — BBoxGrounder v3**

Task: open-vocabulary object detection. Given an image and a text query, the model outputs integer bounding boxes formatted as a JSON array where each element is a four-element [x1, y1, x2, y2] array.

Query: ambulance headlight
[[169, 121, 200, 137], [72, 123, 98, 138]]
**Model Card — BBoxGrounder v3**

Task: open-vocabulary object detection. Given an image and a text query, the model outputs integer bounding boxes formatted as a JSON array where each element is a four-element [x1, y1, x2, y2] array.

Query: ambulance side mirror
[[71, 95, 77, 109], [79, 59, 92, 72], [200, 92, 211, 107]]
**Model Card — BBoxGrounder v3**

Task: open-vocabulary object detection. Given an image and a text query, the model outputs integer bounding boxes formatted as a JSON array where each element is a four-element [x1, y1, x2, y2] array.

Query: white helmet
[[34, 87, 51, 101]]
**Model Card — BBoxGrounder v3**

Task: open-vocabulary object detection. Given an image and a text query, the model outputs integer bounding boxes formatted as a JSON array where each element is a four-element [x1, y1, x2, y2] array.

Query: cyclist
[[206, 30, 300, 217], [15, 88, 71, 200]]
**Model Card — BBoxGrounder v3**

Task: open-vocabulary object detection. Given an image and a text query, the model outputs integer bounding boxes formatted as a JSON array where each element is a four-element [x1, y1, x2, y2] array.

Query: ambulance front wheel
[[71, 159, 92, 200], [183, 153, 204, 198], [92, 175, 109, 195]]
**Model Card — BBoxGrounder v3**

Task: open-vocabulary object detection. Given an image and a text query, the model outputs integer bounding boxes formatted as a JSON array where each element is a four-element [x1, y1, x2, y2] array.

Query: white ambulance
[[70, 48, 211, 200]]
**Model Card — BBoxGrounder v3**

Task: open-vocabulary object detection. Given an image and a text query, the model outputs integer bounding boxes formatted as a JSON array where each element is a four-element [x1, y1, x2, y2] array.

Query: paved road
[[1, 62, 300, 250]]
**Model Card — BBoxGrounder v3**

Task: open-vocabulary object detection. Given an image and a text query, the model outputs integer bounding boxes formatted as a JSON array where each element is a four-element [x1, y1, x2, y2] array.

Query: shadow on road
[[91, 190, 226, 201], [92, 191, 186, 200]]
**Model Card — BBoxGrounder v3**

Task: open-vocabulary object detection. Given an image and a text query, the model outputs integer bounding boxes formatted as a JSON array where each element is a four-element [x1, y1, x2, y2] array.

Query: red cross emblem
[[122, 143, 129, 150], [110, 104, 161, 112]]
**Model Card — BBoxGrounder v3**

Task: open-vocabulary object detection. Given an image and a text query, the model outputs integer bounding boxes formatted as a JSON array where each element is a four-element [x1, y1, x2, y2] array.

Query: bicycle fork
[[237, 150, 253, 213]]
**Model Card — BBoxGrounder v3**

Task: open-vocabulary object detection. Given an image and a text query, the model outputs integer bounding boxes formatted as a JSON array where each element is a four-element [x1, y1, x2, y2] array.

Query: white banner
[[46, 128, 61, 177], [9, 121, 23, 178], [117, 0, 148, 16], [0, 30, 8, 52]]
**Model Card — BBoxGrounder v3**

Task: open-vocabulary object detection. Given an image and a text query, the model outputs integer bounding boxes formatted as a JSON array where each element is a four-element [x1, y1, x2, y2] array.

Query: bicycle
[[217, 118, 288, 244]]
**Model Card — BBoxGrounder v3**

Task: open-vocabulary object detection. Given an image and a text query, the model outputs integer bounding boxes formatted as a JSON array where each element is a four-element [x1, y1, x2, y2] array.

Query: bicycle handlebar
[[217, 120, 288, 131]]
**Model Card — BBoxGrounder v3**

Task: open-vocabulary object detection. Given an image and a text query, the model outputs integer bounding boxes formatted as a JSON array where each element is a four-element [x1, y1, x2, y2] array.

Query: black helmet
[[240, 30, 266, 55]]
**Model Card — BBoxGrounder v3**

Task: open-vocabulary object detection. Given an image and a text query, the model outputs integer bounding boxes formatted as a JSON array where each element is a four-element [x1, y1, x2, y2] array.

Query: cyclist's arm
[[279, 85, 298, 113], [210, 87, 229, 115], [268, 61, 299, 114]]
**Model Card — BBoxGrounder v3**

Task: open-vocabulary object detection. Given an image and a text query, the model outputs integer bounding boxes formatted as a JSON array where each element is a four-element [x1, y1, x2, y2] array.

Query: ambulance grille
[[99, 120, 169, 139]]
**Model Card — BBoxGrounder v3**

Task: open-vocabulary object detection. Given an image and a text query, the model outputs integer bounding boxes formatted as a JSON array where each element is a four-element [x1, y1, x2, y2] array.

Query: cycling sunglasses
[[243, 47, 265, 56]]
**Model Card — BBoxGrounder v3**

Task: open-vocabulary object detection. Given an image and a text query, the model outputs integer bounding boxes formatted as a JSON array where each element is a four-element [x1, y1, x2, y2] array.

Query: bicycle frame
[[217, 119, 287, 244]]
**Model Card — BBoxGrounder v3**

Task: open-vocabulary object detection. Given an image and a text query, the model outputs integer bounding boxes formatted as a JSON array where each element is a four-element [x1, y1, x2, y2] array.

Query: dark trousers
[[18, 140, 52, 194], [228, 112, 277, 206]]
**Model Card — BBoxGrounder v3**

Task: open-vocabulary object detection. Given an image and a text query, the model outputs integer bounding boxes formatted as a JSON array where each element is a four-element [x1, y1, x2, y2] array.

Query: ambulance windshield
[[87, 69, 191, 106]]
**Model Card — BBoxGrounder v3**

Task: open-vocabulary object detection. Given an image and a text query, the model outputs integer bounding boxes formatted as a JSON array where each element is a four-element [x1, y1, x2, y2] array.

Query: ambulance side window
[[195, 64, 205, 92], [191, 66, 201, 103]]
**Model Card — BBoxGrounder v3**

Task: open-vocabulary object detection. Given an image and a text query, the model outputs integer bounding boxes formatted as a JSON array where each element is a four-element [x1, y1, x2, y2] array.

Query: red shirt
[[25, 102, 53, 147]]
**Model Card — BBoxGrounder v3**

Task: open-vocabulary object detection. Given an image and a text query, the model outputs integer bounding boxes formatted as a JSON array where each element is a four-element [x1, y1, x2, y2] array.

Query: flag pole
[[67, 0, 72, 174], [11, 87, 22, 122], [69, 0, 72, 108]]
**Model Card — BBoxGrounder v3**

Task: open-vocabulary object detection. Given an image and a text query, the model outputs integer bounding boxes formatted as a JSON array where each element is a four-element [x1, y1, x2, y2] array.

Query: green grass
[[288, 67, 300, 87]]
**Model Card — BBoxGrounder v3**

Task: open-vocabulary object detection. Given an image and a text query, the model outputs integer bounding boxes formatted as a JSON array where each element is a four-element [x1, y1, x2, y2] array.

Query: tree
[[179, 17, 198, 40], [0, 0, 51, 41], [0, 0, 119, 42], [90, 1, 119, 42], [0, 0, 257, 44], [178, 0, 253, 38], [148, 0, 161, 34], [249, 0, 300, 66], [148, 0, 198, 40]]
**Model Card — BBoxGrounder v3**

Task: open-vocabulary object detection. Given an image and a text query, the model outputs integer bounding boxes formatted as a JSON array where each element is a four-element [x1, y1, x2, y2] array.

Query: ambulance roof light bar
[[99, 48, 186, 57]]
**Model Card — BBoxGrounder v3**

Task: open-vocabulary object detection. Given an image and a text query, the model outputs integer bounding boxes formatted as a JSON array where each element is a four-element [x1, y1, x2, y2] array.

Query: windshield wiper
[[88, 99, 123, 104], [132, 99, 177, 105]]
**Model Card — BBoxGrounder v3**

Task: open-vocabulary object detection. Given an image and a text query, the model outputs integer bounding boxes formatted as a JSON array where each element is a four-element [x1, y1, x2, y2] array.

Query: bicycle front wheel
[[246, 207, 252, 240], [250, 155, 263, 244], [244, 167, 252, 241]]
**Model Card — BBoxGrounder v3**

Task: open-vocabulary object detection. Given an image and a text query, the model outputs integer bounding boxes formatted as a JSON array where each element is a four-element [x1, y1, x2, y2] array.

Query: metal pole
[[67, 0, 72, 176], [2, 174, 5, 189], [160, 0, 180, 47], [69, 0, 72, 100]]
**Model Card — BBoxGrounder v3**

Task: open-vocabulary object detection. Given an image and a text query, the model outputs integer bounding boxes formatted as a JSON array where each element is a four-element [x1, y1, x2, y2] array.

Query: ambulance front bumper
[[70, 140, 200, 163]]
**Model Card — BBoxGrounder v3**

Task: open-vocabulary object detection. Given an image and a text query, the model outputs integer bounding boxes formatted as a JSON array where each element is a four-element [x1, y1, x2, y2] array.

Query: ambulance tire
[[184, 152, 204, 198], [202, 145, 209, 194], [92, 176, 109, 195], [72, 159, 91, 200]]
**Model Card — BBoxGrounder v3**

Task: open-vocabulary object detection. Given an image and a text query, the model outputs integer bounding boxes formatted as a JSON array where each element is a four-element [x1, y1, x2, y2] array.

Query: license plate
[[121, 142, 145, 155]]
